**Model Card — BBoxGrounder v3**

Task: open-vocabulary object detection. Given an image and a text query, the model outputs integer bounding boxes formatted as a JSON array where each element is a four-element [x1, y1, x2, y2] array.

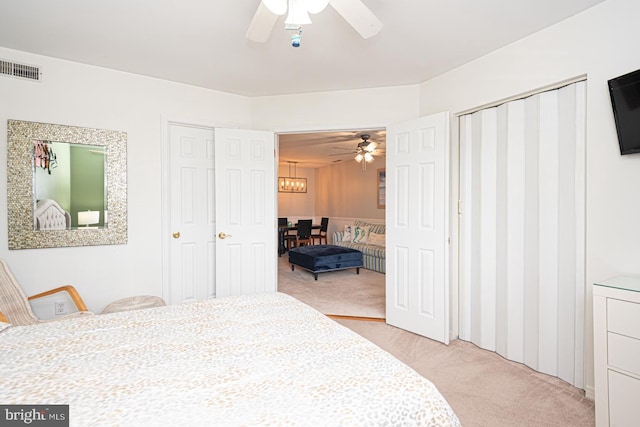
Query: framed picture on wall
[[377, 168, 385, 209]]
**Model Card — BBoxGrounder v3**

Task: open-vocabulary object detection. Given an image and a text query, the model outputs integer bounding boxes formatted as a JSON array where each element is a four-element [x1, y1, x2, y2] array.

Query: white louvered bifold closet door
[[459, 81, 586, 388]]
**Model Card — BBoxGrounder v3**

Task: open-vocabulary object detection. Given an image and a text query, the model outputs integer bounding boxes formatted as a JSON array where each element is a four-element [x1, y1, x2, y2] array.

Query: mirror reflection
[[33, 140, 107, 230]]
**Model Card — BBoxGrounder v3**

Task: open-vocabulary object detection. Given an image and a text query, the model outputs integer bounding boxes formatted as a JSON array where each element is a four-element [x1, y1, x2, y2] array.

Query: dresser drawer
[[608, 332, 640, 377], [608, 370, 640, 426], [608, 298, 640, 339]]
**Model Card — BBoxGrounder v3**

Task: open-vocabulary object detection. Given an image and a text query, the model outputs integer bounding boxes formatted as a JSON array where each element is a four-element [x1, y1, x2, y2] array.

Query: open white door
[[386, 112, 450, 344], [214, 128, 277, 297]]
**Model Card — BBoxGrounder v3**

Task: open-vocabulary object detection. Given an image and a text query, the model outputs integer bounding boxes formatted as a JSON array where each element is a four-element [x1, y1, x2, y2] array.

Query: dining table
[[278, 223, 320, 256]]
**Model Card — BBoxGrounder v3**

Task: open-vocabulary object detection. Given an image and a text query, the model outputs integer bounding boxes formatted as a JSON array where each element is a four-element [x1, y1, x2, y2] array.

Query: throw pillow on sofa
[[368, 231, 385, 246], [342, 225, 354, 242], [352, 225, 370, 243]]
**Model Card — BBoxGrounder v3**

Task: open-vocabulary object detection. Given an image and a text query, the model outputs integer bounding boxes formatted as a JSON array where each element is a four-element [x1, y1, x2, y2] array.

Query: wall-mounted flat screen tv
[[609, 68, 640, 155]]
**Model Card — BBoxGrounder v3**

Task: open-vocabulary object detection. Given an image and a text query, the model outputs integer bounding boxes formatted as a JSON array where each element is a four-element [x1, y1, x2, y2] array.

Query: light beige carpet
[[277, 254, 385, 318], [336, 319, 595, 427]]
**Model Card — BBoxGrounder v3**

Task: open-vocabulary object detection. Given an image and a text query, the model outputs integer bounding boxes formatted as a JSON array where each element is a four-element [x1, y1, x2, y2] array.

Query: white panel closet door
[[459, 81, 586, 388], [168, 124, 216, 304]]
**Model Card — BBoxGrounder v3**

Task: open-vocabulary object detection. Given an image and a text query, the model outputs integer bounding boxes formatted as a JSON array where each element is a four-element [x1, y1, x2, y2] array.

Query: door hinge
[[458, 200, 462, 215]]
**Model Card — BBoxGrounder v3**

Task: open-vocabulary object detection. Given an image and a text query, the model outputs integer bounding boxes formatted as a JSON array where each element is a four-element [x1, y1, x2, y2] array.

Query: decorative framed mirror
[[7, 120, 127, 249]]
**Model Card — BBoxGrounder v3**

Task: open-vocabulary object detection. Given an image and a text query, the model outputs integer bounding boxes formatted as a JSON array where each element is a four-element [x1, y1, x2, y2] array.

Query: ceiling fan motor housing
[[358, 134, 370, 147]]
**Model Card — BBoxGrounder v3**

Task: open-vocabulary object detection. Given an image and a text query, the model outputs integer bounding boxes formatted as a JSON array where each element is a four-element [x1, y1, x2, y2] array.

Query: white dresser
[[593, 276, 640, 427]]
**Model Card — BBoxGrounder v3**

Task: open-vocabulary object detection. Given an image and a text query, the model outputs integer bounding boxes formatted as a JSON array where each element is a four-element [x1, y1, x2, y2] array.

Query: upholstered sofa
[[331, 220, 385, 273]]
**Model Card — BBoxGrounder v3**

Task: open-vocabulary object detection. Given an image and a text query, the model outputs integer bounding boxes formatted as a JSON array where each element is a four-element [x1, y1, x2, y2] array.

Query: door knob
[[218, 232, 232, 239], [172, 232, 180, 239]]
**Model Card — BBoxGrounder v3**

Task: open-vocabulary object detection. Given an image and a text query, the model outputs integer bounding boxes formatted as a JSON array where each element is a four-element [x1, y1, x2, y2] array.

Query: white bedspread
[[0, 293, 460, 426]]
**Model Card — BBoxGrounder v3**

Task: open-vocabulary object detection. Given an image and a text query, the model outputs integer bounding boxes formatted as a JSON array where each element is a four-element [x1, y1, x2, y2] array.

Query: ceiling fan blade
[[246, 2, 279, 43], [328, 0, 383, 39]]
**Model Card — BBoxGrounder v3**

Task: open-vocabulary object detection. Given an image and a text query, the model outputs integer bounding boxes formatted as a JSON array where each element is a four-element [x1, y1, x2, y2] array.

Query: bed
[[0, 292, 460, 426], [34, 198, 71, 230]]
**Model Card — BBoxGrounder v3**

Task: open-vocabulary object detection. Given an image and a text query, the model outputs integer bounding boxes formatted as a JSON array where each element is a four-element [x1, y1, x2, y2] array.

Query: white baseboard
[[584, 385, 595, 400]]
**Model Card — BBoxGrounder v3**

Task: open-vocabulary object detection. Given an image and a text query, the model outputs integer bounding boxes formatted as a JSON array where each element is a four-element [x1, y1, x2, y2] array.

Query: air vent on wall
[[0, 59, 41, 82]]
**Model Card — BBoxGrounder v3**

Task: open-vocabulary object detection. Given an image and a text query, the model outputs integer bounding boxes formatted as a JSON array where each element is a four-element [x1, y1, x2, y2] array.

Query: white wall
[[250, 84, 420, 132], [0, 47, 252, 313], [315, 158, 385, 221], [418, 0, 640, 396]]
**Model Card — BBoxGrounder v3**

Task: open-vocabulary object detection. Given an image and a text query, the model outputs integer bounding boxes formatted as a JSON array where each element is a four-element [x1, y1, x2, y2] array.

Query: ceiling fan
[[246, 0, 383, 45], [331, 134, 382, 171]]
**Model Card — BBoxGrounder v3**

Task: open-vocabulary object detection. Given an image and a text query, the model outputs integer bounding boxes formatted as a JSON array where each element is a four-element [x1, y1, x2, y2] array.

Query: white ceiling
[[0, 0, 604, 98], [0, 0, 605, 169]]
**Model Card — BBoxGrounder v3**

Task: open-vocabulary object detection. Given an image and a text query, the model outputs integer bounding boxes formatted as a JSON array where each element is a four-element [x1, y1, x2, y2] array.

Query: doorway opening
[[276, 128, 387, 319]]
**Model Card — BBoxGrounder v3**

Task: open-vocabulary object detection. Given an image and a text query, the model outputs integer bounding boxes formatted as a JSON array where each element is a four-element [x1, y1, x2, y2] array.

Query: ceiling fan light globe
[[364, 152, 374, 163], [263, 0, 287, 15], [305, 0, 329, 14], [285, 0, 312, 25], [354, 153, 364, 163]]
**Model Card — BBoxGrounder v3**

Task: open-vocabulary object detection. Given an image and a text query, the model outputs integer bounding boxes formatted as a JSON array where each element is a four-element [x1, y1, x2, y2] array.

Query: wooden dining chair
[[279, 217, 296, 251], [311, 217, 329, 245], [293, 219, 313, 248]]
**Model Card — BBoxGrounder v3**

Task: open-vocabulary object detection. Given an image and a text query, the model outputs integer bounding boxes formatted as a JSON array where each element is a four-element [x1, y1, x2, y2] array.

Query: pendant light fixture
[[278, 161, 307, 193]]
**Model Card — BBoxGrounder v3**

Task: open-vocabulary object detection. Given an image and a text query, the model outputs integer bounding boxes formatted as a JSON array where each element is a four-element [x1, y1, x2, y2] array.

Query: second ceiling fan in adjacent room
[[330, 133, 384, 171]]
